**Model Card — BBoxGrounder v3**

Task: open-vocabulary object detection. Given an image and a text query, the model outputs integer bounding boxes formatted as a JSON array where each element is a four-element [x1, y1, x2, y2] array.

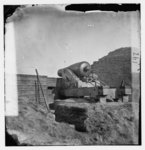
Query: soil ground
[[6, 96, 139, 145]]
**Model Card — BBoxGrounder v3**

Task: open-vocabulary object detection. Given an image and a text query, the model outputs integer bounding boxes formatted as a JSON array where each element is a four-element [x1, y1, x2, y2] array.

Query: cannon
[[57, 61, 101, 88], [53, 61, 131, 103], [58, 61, 91, 78]]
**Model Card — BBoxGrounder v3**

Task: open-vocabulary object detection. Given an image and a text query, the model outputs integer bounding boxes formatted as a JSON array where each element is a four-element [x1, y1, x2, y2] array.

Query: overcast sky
[[6, 5, 140, 77]]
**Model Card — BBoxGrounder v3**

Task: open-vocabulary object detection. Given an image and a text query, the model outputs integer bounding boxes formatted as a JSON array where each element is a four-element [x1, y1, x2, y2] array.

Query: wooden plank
[[35, 69, 50, 113]]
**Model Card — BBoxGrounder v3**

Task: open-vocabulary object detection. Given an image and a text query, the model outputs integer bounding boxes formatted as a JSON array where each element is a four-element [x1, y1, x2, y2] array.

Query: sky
[[5, 5, 140, 77]]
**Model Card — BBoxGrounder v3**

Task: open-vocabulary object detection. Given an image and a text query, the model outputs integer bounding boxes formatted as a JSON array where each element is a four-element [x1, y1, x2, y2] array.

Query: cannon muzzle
[[58, 61, 91, 78]]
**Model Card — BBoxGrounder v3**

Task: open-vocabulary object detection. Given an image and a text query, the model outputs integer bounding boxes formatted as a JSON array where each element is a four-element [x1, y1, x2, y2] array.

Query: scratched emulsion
[[5, 22, 18, 116]]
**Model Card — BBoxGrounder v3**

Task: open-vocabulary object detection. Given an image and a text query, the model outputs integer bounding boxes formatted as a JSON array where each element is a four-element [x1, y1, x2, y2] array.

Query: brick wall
[[92, 47, 132, 87]]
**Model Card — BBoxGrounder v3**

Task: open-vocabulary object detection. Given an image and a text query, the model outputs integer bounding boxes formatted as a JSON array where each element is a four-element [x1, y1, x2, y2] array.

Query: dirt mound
[[84, 103, 139, 144], [6, 97, 84, 145], [6, 97, 139, 145], [54, 101, 139, 145]]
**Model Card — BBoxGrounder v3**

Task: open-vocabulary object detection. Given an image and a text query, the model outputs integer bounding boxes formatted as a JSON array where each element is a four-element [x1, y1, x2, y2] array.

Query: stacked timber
[[17, 74, 57, 103]]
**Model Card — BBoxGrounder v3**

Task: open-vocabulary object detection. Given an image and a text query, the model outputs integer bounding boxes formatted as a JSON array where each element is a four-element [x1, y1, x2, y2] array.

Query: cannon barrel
[[58, 61, 91, 78]]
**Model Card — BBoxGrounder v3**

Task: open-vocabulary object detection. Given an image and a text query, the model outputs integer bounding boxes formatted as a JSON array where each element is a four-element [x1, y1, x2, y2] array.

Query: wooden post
[[35, 69, 50, 112], [35, 80, 38, 104], [36, 80, 40, 104]]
